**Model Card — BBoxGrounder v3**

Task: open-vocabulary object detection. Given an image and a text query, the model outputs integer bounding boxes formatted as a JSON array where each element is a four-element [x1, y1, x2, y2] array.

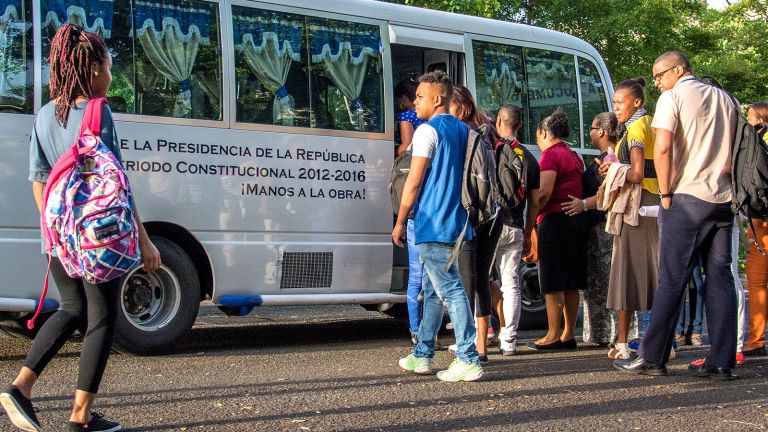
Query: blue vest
[[414, 114, 475, 244]]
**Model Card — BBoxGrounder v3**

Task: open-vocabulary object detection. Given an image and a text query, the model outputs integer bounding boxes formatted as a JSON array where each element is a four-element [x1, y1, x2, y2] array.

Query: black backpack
[[730, 103, 768, 221], [495, 137, 526, 211], [389, 150, 412, 217]]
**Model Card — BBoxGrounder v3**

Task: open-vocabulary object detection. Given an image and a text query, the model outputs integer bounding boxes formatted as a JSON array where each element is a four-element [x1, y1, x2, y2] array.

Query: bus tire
[[518, 261, 547, 330], [0, 313, 51, 339], [379, 303, 408, 319], [113, 237, 200, 356]]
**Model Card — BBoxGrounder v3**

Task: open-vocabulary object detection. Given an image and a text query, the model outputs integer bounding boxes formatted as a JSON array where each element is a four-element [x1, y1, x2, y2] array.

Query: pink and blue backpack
[[28, 98, 141, 329]]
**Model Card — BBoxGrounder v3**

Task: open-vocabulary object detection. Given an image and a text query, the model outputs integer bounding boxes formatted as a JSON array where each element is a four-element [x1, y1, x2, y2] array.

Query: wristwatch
[[659, 192, 673, 199], [581, 199, 587, 211]]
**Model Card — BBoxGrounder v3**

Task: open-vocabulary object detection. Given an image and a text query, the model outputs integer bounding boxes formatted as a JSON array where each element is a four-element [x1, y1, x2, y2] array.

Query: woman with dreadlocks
[[0, 24, 160, 432]]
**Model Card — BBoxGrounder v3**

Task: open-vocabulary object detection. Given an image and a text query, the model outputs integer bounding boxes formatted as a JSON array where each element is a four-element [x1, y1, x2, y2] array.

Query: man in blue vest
[[392, 71, 483, 382]]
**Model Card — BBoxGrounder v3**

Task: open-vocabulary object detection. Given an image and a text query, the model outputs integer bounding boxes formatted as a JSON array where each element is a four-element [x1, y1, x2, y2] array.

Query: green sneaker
[[436, 359, 484, 382], [398, 354, 433, 374]]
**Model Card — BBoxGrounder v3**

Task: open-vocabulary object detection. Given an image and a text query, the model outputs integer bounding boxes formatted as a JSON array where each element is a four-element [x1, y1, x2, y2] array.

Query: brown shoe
[[674, 334, 687, 346], [691, 334, 704, 346]]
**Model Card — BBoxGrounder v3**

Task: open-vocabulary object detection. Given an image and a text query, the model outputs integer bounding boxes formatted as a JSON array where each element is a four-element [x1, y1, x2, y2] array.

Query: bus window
[[40, 0, 222, 120], [40, 0, 115, 104], [471, 40, 528, 143], [0, 0, 32, 114], [232, 7, 383, 133], [578, 56, 609, 149], [307, 17, 383, 133], [524, 49, 579, 147], [232, 6, 309, 127]]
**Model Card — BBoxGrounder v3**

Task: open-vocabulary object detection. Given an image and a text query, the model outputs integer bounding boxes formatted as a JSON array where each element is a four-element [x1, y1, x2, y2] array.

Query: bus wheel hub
[[125, 277, 153, 315]]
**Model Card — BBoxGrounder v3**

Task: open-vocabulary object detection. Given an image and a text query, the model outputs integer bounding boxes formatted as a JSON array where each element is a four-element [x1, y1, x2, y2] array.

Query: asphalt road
[[0, 304, 767, 431]]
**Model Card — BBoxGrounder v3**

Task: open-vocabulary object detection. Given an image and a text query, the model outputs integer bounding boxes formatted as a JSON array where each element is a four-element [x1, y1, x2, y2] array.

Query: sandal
[[608, 343, 631, 360]]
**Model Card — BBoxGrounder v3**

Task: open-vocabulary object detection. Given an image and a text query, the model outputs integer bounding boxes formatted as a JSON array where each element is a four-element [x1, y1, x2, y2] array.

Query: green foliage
[[380, 0, 767, 105], [692, 0, 768, 104], [388, 0, 504, 17]]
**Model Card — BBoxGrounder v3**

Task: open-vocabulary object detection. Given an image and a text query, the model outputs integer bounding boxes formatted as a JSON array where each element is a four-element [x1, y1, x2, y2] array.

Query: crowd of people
[[392, 51, 768, 382], [1, 21, 766, 432]]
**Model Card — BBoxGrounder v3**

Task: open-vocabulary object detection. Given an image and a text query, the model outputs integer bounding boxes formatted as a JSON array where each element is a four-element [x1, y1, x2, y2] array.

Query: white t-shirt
[[411, 124, 438, 159], [651, 77, 736, 204]]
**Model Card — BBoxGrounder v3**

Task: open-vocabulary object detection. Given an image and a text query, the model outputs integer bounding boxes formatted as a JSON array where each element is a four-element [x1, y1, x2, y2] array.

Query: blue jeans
[[413, 242, 479, 365], [675, 262, 706, 336], [406, 219, 423, 335]]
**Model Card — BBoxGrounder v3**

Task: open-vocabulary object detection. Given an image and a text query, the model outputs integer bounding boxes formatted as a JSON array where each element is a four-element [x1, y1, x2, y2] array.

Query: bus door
[[386, 25, 466, 293], [388, 24, 466, 86]]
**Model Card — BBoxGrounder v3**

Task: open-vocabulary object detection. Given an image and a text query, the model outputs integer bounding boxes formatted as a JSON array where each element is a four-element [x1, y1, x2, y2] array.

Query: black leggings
[[459, 220, 503, 317], [24, 257, 121, 393]]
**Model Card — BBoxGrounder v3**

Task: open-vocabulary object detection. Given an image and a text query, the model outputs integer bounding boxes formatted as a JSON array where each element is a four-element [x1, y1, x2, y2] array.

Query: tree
[[384, 0, 503, 18], [693, 0, 768, 103], [380, 0, 766, 103]]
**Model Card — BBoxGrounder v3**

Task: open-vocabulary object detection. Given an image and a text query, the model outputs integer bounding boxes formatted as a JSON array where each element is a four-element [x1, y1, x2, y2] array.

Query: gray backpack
[[446, 125, 499, 270]]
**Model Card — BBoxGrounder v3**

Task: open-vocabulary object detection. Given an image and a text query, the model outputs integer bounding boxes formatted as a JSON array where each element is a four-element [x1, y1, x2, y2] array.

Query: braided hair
[[48, 24, 109, 127], [615, 77, 646, 105]]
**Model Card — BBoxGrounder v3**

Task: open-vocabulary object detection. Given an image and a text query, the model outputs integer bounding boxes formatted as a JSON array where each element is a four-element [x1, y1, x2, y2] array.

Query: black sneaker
[[0, 385, 41, 432], [67, 412, 121, 432]]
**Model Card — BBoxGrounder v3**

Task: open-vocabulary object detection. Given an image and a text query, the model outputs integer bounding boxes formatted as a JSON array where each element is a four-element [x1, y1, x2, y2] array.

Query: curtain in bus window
[[40, 0, 113, 38], [118, 60, 159, 114], [39, 0, 114, 103], [483, 49, 523, 109], [0, 0, 28, 105], [309, 21, 380, 131], [233, 11, 302, 126], [471, 41, 527, 143], [193, 68, 220, 118], [130, 0, 211, 118], [524, 49, 578, 147]]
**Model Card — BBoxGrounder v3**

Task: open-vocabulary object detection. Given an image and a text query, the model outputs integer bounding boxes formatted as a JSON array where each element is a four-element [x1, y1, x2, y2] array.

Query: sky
[[707, 0, 732, 9]]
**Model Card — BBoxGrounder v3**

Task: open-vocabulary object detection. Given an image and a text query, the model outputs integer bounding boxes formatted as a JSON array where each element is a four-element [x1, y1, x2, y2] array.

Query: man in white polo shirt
[[614, 51, 739, 380]]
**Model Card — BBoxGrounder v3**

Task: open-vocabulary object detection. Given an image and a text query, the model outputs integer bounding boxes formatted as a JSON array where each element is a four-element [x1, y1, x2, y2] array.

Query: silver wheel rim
[[519, 263, 545, 313], [121, 264, 181, 332]]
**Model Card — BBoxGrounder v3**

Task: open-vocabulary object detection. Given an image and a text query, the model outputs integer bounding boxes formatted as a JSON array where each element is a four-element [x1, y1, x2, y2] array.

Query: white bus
[[0, 0, 613, 354]]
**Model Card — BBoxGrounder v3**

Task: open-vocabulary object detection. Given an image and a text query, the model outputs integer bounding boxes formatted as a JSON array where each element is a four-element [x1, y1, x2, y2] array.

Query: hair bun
[[631, 77, 646, 87], [551, 108, 568, 122]]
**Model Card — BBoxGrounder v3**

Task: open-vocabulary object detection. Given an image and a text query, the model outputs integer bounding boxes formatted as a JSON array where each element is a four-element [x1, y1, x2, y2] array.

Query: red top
[[537, 141, 584, 223]]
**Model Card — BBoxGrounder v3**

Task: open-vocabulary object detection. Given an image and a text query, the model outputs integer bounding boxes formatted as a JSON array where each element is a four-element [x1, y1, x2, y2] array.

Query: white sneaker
[[500, 338, 517, 356], [436, 359, 484, 382], [398, 354, 433, 375]]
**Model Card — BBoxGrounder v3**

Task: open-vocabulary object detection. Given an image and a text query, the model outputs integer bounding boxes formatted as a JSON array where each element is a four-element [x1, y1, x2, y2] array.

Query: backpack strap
[[78, 97, 107, 139], [27, 254, 52, 330], [748, 218, 767, 256], [444, 131, 481, 272]]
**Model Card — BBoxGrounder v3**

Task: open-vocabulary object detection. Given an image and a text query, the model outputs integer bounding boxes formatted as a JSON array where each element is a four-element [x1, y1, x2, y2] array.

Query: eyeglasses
[[653, 65, 678, 82], [589, 127, 601, 131]]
